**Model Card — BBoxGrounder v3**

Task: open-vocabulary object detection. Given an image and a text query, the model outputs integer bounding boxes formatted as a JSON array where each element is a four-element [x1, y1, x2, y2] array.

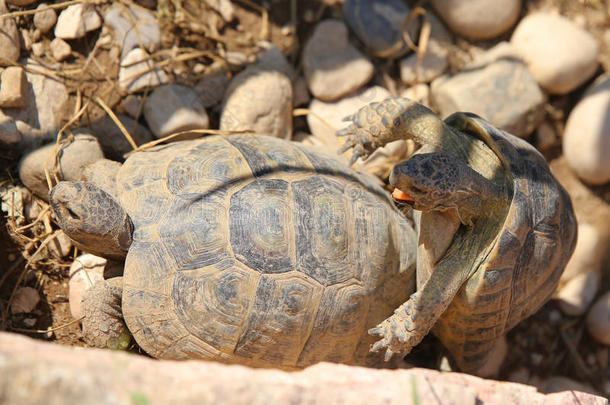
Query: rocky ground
[[0, 0, 609, 401]]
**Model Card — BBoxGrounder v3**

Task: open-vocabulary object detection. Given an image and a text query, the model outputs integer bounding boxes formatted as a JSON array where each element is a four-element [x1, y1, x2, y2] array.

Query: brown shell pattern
[[436, 117, 577, 371], [115, 135, 417, 368]]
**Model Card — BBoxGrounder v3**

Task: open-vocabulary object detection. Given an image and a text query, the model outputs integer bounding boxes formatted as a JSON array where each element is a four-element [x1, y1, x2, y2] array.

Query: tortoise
[[50, 134, 417, 369], [338, 97, 577, 375]]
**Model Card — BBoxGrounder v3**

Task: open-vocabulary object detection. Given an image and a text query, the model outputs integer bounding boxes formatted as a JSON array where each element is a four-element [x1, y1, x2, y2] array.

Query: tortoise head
[[50, 181, 133, 260], [390, 153, 504, 226]]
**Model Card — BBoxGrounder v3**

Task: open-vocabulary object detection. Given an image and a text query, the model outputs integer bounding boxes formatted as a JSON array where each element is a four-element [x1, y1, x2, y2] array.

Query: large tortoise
[[338, 98, 577, 374], [50, 134, 417, 368]]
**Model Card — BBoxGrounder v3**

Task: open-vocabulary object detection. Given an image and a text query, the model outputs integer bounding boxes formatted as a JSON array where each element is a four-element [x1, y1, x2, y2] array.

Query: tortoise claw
[[371, 339, 384, 352], [384, 348, 394, 362]]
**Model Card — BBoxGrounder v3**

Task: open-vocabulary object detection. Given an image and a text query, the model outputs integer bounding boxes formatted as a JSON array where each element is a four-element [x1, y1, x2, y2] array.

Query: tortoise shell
[[431, 114, 577, 371], [114, 135, 416, 368]]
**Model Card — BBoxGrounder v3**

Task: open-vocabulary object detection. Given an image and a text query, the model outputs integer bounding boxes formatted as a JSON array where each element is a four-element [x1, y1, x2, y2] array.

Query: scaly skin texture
[[340, 97, 575, 375], [50, 181, 133, 260]]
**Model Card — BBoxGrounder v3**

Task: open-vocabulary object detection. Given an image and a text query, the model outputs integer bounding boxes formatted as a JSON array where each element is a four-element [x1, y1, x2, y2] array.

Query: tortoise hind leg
[[81, 276, 132, 350]]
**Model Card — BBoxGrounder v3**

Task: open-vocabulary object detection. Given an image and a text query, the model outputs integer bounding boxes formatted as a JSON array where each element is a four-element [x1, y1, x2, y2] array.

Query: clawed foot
[[369, 293, 432, 361], [369, 315, 418, 362], [336, 118, 376, 166]]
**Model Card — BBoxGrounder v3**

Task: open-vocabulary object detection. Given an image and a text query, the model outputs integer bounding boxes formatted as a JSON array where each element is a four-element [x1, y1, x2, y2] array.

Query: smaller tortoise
[[338, 98, 577, 374], [50, 135, 417, 369]]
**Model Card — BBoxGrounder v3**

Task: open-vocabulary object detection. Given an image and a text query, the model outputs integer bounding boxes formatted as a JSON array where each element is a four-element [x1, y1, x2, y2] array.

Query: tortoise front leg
[[337, 98, 450, 165], [82, 276, 132, 350], [369, 245, 472, 361]]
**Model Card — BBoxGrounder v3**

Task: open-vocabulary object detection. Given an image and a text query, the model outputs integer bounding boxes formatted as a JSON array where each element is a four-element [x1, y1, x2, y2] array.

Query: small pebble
[[33, 3, 57, 34], [31, 42, 44, 57], [2, 58, 69, 144], [69, 254, 107, 320], [11, 287, 40, 314], [556, 271, 599, 316], [511, 13, 599, 94], [120, 94, 143, 118], [22, 318, 36, 328], [0, 66, 28, 108], [399, 42, 448, 85], [104, 4, 160, 55], [587, 291, 610, 345], [0, 117, 20, 146], [302, 20, 373, 101], [563, 75, 610, 185], [220, 66, 293, 139], [54, 3, 102, 39], [143, 84, 210, 139], [118, 48, 168, 93], [0, 1, 21, 64], [50, 38, 71, 61], [342, 0, 417, 57], [254, 42, 295, 80], [430, 0, 520, 40]]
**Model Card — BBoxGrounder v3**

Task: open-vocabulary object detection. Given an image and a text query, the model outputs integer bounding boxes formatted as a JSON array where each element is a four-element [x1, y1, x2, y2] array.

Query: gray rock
[[399, 41, 448, 84], [54, 3, 102, 39], [343, 0, 418, 57], [0, 115, 20, 145], [0, 332, 606, 405], [302, 20, 373, 101], [104, 4, 160, 56], [50, 38, 71, 61], [221, 66, 293, 139], [511, 13, 599, 95], [193, 72, 230, 108], [118, 48, 168, 93], [1, 58, 70, 146], [556, 271, 599, 316], [143, 84, 209, 139], [559, 223, 606, 285], [587, 291, 610, 346], [254, 42, 295, 80], [430, 43, 545, 138], [0, 0, 21, 64], [10, 287, 39, 314], [33, 3, 57, 34], [563, 75, 610, 185], [85, 114, 154, 160], [0, 66, 28, 108], [18, 134, 104, 200], [430, 0, 521, 40]]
